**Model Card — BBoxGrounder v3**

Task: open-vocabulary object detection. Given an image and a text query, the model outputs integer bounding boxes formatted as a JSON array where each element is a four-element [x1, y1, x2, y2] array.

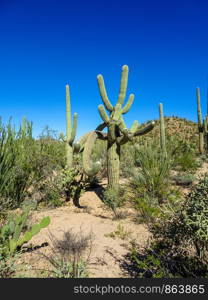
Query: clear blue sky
[[0, 0, 208, 139]]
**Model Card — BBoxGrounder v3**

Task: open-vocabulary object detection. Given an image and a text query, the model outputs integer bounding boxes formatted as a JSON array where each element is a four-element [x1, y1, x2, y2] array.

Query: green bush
[[0, 120, 16, 209], [166, 137, 199, 171], [133, 194, 161, 224], [172, 173, 196, 186], [122, 173, 208, 278], [182, 173, 208, 260], [132, 141, 172, 203], [102, 187, 126, 219], [0, 207, 50, 257]]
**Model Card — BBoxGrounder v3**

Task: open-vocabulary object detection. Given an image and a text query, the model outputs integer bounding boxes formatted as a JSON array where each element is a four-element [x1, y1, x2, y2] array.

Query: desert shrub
[[41, 229, 93, 278], [120, 143, 136, 178], [0, 121, 16, 207], [0, 253, 21, 278], [166, 136, 199, 171], [125, 173, 208, 278], [132, 141, 172, 203], [181, 173, 208, 260], [133, 188, 182, 225], [126, 241, 207, 278], [151, 173, 208, 263], [174, 152, 199, 172], [105, 223, 132, 240], [36, 126, 65, 172], [133, 194, 161, 224], [102, 187, 126, 219], [171, 173, 196, 186]]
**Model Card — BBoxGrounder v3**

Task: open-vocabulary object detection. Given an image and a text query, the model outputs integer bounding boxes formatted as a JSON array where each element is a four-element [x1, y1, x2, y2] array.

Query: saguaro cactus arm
[[117, 65, 129, 106], [122, 94, 135, 114], [132, 121, 155, 137], [130, 120, 140, 134], [68, 112, 78, 145], [96, 122, 107, 131], [97, 75, 114, 112], [98, 105, 110, 124]]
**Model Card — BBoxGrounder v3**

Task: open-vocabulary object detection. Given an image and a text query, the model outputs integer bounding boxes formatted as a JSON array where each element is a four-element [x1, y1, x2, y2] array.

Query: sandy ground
[[16, 162, 208, 278], [17, 180, 150, 278]]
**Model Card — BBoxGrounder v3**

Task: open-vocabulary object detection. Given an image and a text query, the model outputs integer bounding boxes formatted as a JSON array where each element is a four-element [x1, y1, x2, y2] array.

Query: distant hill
[[138, 116, 198, 145]]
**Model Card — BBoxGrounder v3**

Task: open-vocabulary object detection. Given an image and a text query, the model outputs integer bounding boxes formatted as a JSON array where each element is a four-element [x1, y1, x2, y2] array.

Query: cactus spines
[[196, 87, 204, 154], [65, 84, 78, 168], [159, 103, 167, 156], [83, 65, 155, 190]]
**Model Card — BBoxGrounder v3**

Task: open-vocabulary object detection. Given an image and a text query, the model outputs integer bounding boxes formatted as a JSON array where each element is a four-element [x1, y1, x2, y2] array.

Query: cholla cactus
[[82, 65, 155, 190]]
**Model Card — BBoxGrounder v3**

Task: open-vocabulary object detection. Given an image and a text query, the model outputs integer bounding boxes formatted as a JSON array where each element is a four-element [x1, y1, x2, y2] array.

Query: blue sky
[[0, 0, 208, 139]]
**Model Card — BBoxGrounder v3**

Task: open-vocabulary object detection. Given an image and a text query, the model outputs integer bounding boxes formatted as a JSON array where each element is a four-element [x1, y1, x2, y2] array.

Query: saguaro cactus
[[65, 84, 78, 168], [82, 65, 155, 190], [196, 87, 205, 154], [159, 103, 167, 156]]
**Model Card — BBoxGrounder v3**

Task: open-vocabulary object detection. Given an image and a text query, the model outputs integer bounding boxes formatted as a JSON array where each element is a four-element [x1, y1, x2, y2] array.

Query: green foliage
[[0, 120, 16, 209], [133, 141, 172, 202], [172, 173, 196, 186], [0, 207, 50, 257], [129, 173, 208, 278], [166, 136, 199, 171], [52, 259, 88, 278], [0, 118, 66, 210], [42, 229, 92, 278], [105, 223, 132, 240], [120, 143, 136, 178], [0, 253, 20, 278], [102, 187, 126, 219], [133, 194, 161, 224], [182, 173, 208, 260], [125, 175, 208, 278], [127, 241, 208, 278], [129, 245, 174, 278], [174, 152, 199, 172]]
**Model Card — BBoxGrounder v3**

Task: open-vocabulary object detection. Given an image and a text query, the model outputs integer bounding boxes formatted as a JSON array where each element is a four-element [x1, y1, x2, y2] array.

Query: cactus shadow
[[86, 184, 106, 202]]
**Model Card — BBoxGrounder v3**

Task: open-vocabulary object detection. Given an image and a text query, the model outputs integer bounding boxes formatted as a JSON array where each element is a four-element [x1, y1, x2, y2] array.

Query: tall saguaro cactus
[[196, 87, 205, 154], [65, 84, 78, 168], [159, 103, 167, 157], [82, 65, 155, 190]]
